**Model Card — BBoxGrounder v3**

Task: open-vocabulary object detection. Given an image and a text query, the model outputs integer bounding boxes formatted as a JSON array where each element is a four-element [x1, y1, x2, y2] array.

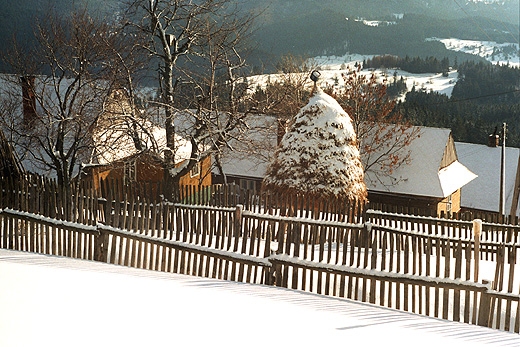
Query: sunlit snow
[[0, 249, 518, 347]]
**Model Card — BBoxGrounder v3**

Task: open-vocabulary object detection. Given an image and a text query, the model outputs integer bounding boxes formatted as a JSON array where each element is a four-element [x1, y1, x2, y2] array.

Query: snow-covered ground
[[247, 53, 458, 99], [1, 248, 518, 347], [247, 36, 518, 100], [430, 38, 520, 68]]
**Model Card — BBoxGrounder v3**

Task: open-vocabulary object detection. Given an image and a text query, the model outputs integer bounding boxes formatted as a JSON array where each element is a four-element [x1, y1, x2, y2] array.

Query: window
[[446, 194, 452, 214], [239, 179, 257, 191], [190, 162, 200, 177]]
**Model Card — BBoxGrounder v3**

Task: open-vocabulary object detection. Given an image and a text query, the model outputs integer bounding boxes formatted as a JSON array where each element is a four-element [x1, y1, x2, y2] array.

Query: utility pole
[[499, 122, 507, 215]]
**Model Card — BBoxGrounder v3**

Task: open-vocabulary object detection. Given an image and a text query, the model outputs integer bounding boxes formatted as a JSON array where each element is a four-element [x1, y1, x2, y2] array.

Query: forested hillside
[[0, 0, 517, 73], [252, 12, 517, 72], [399, 62, 520, 147]]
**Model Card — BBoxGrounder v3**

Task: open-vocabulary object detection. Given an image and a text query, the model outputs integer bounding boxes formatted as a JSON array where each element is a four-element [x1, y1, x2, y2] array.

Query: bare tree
[[122, 0, 257, 200], [0, 9, 129, 191], [325, 67, 421, 186], [250, 54, 317, 143]]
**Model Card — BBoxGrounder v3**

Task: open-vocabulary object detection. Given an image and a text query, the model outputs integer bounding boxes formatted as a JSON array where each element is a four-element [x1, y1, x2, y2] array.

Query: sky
[[0, 248, 518, 347]]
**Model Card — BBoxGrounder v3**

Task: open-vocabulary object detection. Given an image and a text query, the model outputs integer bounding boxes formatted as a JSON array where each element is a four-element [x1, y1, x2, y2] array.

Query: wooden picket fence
[[1, 175, 520, 332], [1, 202, 519, 333]]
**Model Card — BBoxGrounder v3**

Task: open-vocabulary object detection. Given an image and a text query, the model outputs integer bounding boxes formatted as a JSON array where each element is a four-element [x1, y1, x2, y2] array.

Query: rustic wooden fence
[[3, 174, 520, 227], [1, 205, 519, 333]]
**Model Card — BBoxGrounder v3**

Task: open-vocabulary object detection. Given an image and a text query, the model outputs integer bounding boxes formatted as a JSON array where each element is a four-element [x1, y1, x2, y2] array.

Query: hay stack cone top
[[263, 83, 367, 202]]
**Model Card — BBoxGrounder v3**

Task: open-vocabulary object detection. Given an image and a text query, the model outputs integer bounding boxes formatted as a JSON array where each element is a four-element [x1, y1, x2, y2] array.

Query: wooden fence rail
[[366, 209, 520, 244], [268, 254, 519, 333], [1, 208, 519, 333], [97, 202, 520, 297]]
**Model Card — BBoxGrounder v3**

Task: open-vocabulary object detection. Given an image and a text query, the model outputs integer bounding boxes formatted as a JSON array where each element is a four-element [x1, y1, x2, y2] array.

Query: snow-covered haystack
[[263, 89, 367, 202]]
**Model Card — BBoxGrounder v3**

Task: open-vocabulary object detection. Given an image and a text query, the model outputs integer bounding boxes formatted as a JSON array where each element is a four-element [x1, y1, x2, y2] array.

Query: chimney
[[488, 127, 499, 147], [20, 76, 37, 125]]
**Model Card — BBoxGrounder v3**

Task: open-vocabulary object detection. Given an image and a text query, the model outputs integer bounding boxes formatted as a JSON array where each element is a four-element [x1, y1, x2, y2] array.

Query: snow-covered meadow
[[1, 248, 519, 347], [246, 36, 519, 101]]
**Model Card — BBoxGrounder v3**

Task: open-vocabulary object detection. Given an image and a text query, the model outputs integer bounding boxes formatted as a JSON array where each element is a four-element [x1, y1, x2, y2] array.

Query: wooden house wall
[[440, 134, 458, 169], [83, 155, 212, 192], [179, 156, 212, 187], [437, 188, 461, 216]]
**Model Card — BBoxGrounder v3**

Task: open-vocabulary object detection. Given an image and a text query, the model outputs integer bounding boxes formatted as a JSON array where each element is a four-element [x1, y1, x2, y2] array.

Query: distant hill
[[0, 0, 518, 72], [247, 1, 519, 71], [251, 0, 520, 26], [0, 0, 122, 71]]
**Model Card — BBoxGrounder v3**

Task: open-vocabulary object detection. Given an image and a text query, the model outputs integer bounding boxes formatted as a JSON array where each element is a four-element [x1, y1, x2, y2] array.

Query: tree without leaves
[[250, 54, 317, 144], [0, 9, 131, 193], [122, 0, 257, 200], [325, 67, 421, 186], [249, 60, 419, 187]]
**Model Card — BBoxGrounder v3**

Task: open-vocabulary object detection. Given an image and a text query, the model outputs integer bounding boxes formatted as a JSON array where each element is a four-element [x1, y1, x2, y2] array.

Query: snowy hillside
[[429, 38, 520, 67], [246, 53, 458, 99], [247, 34, 518, 101]]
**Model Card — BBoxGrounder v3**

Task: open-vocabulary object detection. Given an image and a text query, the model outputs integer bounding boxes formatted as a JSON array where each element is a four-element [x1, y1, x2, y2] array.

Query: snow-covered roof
[[366, 126, 477, 198], [92, 120, 192, 166], [262, 90, 367, 200], [455, 142, 520, 216], [216, 115, 278, 179]]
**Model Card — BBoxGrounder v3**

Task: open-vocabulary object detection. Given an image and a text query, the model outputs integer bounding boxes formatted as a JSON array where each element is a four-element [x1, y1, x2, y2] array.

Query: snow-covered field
[[1, 248, 518, 347], [430, 38, 520, 68], [247, 36, 518, 100]]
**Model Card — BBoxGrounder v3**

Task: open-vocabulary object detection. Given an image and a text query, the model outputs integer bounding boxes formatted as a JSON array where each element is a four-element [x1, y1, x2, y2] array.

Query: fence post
[[477, 279, 492, 328], [94, 228, 109, 263], [234, 204, 243, 237], [473, 219, 482, 282]]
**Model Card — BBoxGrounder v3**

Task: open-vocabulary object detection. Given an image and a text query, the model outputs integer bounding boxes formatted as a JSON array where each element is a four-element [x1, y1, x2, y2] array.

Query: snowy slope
[[1, 249, 518, 347]]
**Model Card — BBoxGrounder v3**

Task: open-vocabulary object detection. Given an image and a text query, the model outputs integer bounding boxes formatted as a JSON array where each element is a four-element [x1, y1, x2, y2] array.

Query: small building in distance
[[81, 89, 211, 199], [82, 115, 211, 199]]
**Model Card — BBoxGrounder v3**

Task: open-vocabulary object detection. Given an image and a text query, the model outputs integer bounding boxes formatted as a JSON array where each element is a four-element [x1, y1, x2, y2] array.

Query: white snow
[[438, 160, 478, 197], [1, 248, 518, 347], [263, 90, 366, 199], [247, 54, 459, 100], [429, 38, 520, 68], [93, 121, 193, 165]]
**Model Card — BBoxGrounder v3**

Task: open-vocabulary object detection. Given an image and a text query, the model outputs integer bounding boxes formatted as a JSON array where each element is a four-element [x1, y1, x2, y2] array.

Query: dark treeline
[[452, 61, 520, 104], [399, 61, 520, 147], [365, 55, 451, 75]]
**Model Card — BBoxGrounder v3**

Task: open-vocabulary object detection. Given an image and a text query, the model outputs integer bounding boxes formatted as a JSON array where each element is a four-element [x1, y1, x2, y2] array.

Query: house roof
[[217, 120, 477, 200], [92, 120, 193, 166], [455, 142, 520, 216], [365, 126, 477, 199], [218, 115, 277, 179]]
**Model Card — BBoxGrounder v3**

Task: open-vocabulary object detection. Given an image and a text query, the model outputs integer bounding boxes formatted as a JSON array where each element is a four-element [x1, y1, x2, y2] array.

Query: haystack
[[263, 89, 367, 202]]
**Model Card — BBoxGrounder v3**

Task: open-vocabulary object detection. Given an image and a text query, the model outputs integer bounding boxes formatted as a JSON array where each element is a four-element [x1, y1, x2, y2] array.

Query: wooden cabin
[[365, 126, 476, 215], [82, 152, 212, 200], [213, 117, 476, 216], [82, 88, 211, 199]]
